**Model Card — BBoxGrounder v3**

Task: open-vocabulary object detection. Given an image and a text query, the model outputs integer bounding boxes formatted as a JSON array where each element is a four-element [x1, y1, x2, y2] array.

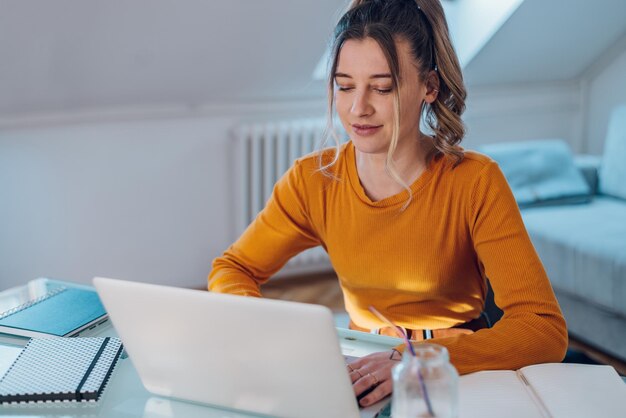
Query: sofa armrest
[[574, 154, 602, 195]]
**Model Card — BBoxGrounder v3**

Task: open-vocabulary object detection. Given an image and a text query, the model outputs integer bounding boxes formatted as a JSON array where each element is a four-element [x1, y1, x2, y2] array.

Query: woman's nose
[[351, 91, 373, 117]]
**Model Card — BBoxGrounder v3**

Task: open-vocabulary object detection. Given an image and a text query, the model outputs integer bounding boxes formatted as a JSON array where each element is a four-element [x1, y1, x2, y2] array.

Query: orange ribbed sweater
[[209, 142, 567, 374]]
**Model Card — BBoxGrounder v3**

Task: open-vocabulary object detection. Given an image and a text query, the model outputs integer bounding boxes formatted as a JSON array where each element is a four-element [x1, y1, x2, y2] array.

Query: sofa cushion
[[522, 196, 626, 316], [479, 139, 591, 208], [574, 154, 602, 195], [599, 105, 626, 200]]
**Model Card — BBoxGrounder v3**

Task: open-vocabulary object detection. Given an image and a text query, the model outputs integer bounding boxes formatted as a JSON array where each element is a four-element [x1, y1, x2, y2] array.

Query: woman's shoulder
[[457, 149, 496, 171], [438, 149, 499, 177], [437, 149, 505, 189]]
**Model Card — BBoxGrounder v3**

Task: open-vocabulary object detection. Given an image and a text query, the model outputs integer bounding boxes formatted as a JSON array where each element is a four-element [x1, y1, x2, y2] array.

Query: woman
[[209, 0, 567, 407]]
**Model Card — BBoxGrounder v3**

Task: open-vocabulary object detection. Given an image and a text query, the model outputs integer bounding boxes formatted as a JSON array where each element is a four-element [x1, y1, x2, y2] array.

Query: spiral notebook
[[0, 282, 108, 339], [0, 337, 123, 404]]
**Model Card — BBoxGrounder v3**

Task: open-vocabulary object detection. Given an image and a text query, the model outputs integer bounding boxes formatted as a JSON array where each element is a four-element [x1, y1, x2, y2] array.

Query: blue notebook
[[0, 287, 107, 339]]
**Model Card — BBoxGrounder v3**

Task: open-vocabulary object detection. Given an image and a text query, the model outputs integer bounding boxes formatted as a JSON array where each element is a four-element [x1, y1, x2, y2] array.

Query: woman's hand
[[346, 349, 402, 407]]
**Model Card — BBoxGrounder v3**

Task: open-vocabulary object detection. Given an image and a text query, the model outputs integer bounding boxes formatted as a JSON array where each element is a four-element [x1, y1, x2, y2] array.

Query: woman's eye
[[335, 85, 391, 94]]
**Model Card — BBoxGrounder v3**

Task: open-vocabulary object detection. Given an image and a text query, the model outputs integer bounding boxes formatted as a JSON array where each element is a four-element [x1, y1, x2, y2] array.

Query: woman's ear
[[423, 70, 440, 104]]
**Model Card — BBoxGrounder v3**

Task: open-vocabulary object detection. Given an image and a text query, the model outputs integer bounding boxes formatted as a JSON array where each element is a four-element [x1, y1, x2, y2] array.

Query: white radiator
[[235, 119, 332, 277]]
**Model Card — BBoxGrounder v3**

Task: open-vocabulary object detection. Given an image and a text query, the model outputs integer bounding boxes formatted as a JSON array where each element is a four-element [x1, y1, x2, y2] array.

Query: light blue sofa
[[480, 105, 626, 361]]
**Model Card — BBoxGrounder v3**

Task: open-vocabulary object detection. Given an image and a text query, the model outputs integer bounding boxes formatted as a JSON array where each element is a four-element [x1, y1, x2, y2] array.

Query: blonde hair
[[319, 0, 467, 207]]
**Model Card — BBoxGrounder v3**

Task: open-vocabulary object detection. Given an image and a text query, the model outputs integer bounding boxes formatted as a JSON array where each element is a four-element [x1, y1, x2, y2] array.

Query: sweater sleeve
[[208, 160, 321, 296], [419, 161, 568, 374]]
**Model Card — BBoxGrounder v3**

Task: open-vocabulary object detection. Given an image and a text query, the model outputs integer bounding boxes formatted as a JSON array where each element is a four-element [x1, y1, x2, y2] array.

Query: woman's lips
[[352, 124, 382, 136]]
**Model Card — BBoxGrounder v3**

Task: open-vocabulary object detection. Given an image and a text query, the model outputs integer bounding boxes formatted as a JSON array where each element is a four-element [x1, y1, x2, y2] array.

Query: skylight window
[[448, 0, 524, 67]]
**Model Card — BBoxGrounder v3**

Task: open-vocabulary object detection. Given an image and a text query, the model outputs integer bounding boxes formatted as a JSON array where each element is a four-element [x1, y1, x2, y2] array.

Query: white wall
[[0, 102, 325, 291], [463, 81, 583, 150], [584, 36, 626, 155]]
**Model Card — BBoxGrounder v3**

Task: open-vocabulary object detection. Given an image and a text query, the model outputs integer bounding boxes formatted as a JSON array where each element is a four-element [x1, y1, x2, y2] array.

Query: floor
[[262, 271, 626, 376]]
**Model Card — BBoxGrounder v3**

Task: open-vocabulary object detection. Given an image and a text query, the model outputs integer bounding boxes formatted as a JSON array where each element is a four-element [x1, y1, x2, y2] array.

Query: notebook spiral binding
[[0, 287, 67, 321]]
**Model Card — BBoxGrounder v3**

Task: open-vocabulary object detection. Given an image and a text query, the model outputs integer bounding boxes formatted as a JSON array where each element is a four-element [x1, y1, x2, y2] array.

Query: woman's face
[[334, 37, 436, 156]]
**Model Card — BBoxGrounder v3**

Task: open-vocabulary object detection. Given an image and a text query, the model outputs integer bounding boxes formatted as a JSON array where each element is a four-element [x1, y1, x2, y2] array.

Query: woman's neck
[[355, 134, 433, 202]]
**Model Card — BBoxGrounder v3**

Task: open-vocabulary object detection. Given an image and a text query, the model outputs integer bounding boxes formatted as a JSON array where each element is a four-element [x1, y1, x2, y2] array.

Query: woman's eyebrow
[[334, 72, 392, 79]]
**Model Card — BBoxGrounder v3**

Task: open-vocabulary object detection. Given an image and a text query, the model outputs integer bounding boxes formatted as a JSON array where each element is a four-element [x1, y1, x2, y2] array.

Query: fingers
[[346, 352, 397, 406], [352, 369, 392, 406], [346, 362, 357, 373], [358, 379, 392, 407], [346, 357, 365, 372], [349, 368, 364, 383], [353, 370, 381, 395], [347, 359, 369, 383], [368, 372, 380, 386], [345, 353, 382, 382]]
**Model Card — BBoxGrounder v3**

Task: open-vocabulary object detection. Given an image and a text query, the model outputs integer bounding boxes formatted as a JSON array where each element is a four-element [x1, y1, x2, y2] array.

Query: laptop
[[93, 277, 385, 418]]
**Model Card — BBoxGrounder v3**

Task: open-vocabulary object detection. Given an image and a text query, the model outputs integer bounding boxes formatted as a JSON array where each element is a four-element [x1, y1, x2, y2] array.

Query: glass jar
[[391, 343, 459, 418]]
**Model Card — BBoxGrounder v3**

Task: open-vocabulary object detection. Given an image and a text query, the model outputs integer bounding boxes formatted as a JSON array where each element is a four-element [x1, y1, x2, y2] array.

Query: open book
[[459, 363, 626, 418]]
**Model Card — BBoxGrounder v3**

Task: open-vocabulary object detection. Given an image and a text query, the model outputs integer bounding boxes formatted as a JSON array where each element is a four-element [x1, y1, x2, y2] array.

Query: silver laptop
[[93, 277, 367, 418]]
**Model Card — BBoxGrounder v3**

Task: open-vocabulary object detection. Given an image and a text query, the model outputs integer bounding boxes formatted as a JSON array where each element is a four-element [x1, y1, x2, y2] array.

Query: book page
[[520, 363, 626, 418], [459, 370, 544, 418]]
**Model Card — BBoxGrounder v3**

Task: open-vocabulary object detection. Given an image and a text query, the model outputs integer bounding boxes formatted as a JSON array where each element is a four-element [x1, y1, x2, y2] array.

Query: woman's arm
[[427, 160, 568, 374], [209, 160, 321, 296]]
